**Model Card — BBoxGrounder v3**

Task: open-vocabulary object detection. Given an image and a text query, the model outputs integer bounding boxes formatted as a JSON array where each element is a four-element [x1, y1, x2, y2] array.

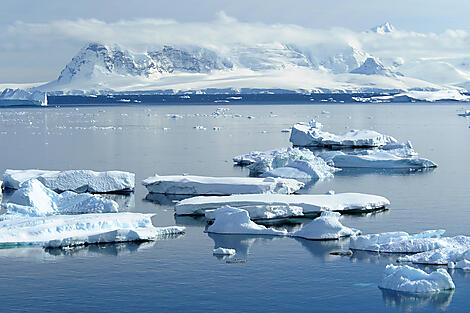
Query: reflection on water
[[336, 167, 436, 177], [45, 241, 156, 257], [174, 215, 207, 227], [144, 193, 192, 206], [381, 288, 454, 312], [294, 237, 351, 261], [101, 193, 135, 211], [208, 233, 281, 259], [349, 250, 403, 265]]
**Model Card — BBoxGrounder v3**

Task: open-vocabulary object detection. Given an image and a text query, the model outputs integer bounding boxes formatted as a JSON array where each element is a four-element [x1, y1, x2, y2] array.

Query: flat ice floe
[[234, 147, 337, 180], [0, 212, 185, 248], [3, 169, 135, 193], [206, 206, 288, 236], [3, 179, 119, 217], [318, 142, 437, 169], [292, 211, 360, 240], [289, 121, 397, 148], [379, 264, 455, 293], [142, 174, 304, 195], [175, 193, 390, 216]]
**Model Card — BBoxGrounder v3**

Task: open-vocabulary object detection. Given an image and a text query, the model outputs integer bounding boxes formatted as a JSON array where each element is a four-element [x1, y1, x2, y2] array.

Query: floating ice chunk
[[213, 247, 236, 255], [3, 169, 135, 193], [379, 264, 455, 293], [236, 147, 337, 179], [175, 193, 390, 216], [142, 174, 304, 195], [292, 211, 360, 240], [206, 206, 288, 236], [260, 167, 311, 181], [398, 238, 470, 265], [318, 149, 437, 169], [350, 230, 447, 253], [458, 110, 470, 117], [205, 204, 304, 220], [451, 259, 470, 270], [290, 123, 397, 148], [0, 212, 185, 247], [2, 179, 119, 217]]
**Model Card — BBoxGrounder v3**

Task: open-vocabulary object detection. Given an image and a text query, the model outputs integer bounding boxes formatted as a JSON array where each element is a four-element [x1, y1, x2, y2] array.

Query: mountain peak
[[370, 22, 395, 34], [350, 57, 396, 76]]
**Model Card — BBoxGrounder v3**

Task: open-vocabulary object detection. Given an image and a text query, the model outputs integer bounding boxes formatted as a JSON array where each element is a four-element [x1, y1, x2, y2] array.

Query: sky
[[1, 0, 470, 83]]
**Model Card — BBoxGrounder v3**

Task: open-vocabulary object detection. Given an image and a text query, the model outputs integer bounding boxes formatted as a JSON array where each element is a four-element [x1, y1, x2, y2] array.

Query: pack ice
[[379, 264, 455, 293], [175, 193, 390, 217], [233, 147, 337, 180], [3, 169, 135, 193], [289, 121, 397, 148], [318, 142, 437, 169], [0, 212, 185, 248], [2, 179, 119, 216], [142, 174, 304, 195]]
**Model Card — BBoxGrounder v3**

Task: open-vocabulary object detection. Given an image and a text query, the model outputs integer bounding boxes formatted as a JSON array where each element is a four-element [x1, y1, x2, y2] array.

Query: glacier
[[379, 264, 455, 293], [142, 174, 304, 195], [3, 169, 135, 193]]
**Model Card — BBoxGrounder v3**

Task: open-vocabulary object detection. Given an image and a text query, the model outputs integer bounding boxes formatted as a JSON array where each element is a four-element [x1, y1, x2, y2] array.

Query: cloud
[[1, 11, 470, 82]]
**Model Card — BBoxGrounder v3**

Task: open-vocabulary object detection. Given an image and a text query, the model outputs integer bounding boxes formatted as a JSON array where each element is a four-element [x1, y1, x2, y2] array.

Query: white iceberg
[[350, 230, 448, 253], [2, 179, 119, 217], [0, 212, 185, 248], [205, 204, 304, 221], [379, 264, 455, 293], [213, 247, 236, 255], [292, 211, 360, 240], [449, 259, 470, 270], [142, 174, 304, 195], [290, 122, 397, 148], [3, 169, 135, 193], [318, 146, 437, 169], [234, 147, 337, 180], [205, 206, 288, 236], [398, 239, 470, 265], [175, 193, 390, 216]]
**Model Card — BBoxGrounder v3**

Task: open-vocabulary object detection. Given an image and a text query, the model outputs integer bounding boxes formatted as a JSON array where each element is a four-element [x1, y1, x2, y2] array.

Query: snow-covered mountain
[[3, 22, 470, 97]]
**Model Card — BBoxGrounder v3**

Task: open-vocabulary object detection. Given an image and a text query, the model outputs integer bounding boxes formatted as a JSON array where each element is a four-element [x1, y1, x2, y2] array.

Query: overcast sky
[[2, 0, 470, 83]]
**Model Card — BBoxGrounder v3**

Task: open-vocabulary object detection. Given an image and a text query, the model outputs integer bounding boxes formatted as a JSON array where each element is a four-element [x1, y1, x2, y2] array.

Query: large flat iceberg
[[290, 121, 397, 148], [3, 169, 135, 193], [3, 179, 119, 217], [318, 143, 437, 169], [175, 193, 390, 216], [142, 174, 304, 195], [0, 212, 185, 248], [379, 264, 455, 293], [292, 211, 360, 240]]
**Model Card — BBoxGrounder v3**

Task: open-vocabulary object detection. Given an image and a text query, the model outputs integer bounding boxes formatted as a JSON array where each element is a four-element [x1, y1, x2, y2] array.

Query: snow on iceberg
[[205, 206, 288, 236], [449, 259, 470, 270], [318, 143, 437, 169], [234, 147, 338, 180], [205, 204, 304, 221], [142, 174, 304, 195], [379, 264, 455, 293], [290, 122, 397, 148], [0, 212, 185, 248], [350, 230, 447, 253], [292, 211, 360, 240], [398, 239, 470, 265], [3, 169, 135, 193], [2, 179, 118, 217], [175, 193, 390, 216]]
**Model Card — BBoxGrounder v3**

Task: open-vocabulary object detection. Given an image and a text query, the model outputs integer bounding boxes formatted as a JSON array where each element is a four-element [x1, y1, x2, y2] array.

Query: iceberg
[[142, 174, 304, 195], [290, 122, 397, 148], [449, 259, 470, 270], [205, 206, 288, 236], [318, 145, 437, 169], [3, 169, 135, 193], [458, 110, 470, 117], [175, 193, 390, 216], [213, 247, 236, 255], [234, 147, 337, 180], [2, 179, 118, 217], [0, 212, 185, 248], [350, 230, 448, 253], [398, 239, 470, 265], [292, 211, 360, 240], [205, 204, 304, 221], [379, 264, 455, 293]]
